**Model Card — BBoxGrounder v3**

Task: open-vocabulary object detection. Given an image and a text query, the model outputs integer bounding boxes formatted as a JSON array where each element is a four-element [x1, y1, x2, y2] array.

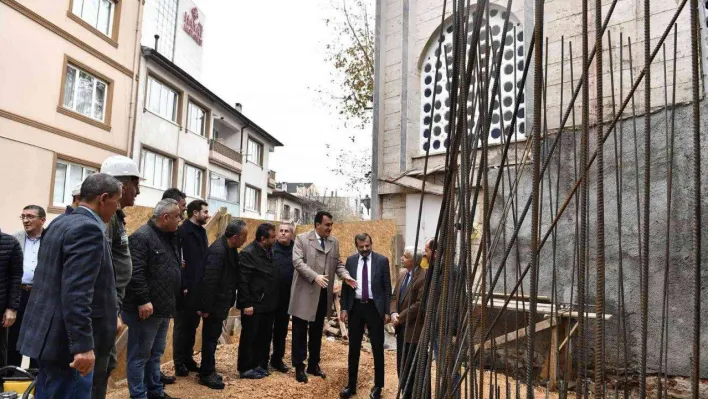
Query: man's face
[[425, 241, 435, 262], [356, 237, 372, 257], [161, 206, 182, 232], [315, 215, 333, 238], [262, 229, 277, 250], [277, 225, 294, 245], [235, 227, 249, 248], [194, 205, 210, 225], [20, 209, 45, 235], [97, 192, 122, 223], [400, 252, 414, 270], [121, 178, 140, 208], [178, 198, 187, 220]]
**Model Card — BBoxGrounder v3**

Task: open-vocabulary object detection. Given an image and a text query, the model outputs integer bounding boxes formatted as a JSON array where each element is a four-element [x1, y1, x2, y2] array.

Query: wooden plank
[[474, 318, 554, 351]]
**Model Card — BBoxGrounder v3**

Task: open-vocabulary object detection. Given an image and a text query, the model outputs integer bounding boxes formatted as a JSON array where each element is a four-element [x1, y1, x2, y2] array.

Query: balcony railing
[[268, 170, 276, 188], [210, 139, 242, 163]]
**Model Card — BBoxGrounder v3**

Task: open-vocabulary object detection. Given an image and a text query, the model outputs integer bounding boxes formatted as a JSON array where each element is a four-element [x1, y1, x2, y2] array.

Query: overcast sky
[[197, 0, 370, 196]]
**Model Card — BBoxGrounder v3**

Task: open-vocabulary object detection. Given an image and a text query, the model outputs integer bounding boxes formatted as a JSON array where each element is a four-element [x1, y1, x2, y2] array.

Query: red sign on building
[[183, 7, 203, 46]]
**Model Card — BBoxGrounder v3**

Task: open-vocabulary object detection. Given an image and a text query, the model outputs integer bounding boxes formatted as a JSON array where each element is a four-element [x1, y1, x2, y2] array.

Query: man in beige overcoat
[[289, 211, 357, 383]]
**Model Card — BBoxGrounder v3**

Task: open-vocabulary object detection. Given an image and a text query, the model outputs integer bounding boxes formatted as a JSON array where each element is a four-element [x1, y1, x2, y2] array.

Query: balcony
[[268, 170, 276, 188], [208, 197, 240, 217], [209, 139, 242, 173]]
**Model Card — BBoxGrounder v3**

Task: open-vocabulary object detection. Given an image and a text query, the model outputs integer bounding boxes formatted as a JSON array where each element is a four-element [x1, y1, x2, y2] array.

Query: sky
[[196, 0, 371, 197]]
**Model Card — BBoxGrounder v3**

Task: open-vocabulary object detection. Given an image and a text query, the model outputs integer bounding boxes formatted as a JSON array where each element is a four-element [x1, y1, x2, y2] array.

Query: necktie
[[362, 256, 370, 300], [319, 237, 325, 250], [399, 272, 411, 306]]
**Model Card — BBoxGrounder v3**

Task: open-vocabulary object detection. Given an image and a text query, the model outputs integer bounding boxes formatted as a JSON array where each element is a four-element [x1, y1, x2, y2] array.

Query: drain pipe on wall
[[127, 0, 146, 159]]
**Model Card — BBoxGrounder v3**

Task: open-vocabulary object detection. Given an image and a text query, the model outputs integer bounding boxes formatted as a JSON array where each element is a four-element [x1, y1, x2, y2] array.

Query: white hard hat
[[101, 155, 143, 179], [71, 182, 82, 196]]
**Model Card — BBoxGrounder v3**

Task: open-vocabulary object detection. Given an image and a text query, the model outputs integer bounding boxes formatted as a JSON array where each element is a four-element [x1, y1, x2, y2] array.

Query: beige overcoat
[[288, 230, 352, 322]]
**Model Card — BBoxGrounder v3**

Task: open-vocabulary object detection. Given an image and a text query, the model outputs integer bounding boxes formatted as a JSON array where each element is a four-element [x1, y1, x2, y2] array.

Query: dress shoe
[[340, 385, 357, 398], [198, 373, 225, 390], [370, 386, 383, 399], [148, 393, 180, 399], [255, 366, 271, 377], [270, 361, 290, 373], [240, 369, 265, 379], [159, 372, 176, 385], [174, 364, 189, 377], [306, 364, 327, 379], [295, 366, 308, 383]]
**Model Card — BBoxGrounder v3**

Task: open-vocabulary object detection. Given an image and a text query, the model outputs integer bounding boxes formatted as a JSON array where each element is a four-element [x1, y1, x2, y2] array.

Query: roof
[[141, 47, 284, 147], [281, 182, 315, 193], [269, 190, 326, 208]]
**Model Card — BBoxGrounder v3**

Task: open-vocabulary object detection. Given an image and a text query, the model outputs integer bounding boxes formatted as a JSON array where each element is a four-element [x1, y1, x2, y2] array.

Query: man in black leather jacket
[[269, 222, 295, 373]]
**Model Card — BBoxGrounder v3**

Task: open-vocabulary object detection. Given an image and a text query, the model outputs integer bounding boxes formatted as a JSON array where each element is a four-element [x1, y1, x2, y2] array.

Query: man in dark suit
[[197, 220, 248, 389], [237, 223, 278, 379], [269, 222, 295, 373], [18, 173, 122, 399], [339, 233, 391, 399], [173, 199, 210, 377]]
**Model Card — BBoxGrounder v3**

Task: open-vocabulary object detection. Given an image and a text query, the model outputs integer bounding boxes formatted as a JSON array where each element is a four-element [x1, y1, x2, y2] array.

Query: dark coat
[[198, 236, 240, 320], [237, 241, 277, 313], [124, 220, 181, 318], [390, 267, 427, 343], [177, 220, 209, 292], [0, 230, 23, 312], [272, 240, 294, 292], [18, 207, 117, 362], [340, 251, 391, 319]]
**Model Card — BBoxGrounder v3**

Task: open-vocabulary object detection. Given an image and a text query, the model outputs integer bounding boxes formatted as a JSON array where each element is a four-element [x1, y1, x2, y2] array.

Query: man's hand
[[197, 311, 209, 318], [2, 309, 16, 328], [391, 313, 399, 326], [116, 316, 123, 332], [340, 311, 348, 323], [314, 275, 329, 288], [138, 302, 154, 320], [243, 307, 254, 316], [343, 277, 358, 289], [69, 350, 95, 377], [384, 314, 391, 325]]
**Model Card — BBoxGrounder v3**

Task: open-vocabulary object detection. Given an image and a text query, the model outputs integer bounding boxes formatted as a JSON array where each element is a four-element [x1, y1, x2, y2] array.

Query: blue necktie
[[399, 272, 411, 306], [319, 238, 325, 250]]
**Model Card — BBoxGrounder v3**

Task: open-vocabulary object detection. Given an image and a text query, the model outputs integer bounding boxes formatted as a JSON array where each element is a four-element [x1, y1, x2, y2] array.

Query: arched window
[[419, 4, 526, 153]]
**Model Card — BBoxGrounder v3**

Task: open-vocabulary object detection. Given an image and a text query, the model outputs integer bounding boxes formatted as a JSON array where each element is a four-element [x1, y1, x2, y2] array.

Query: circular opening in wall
[[518, 60, 524, 71], [423, 142, 430, 151], [504, 64, 514, 74], [504, 50, 514, 61], [492, 25, 501, 36], [433, 140, 441, 149], [424, 103, 432, 113], [490, 9, 498, 17], [517, 107, 525, 118], [435, 48, 441, 57], [424, 88, 432, 97], [444, 138, 450, 148], [425, 76, 432, 85], [504, 110, 513, 121], [517, 31, 523, 41], [519, 122, 525, 133], [435, 101, 442, 110], [504, 82, 513, 92], [424, 116, 431, 125], [445, 97, 451, 107], [423, 129, 430, 138], [434, 126, 441, 136], [436, 85, 444, 94], [444, 124, 450, 133], [491, 128, 501, 139], [492, 113, 500, 124], [436, 72, 443, 82], [503, 96, 513, 107], [447, 25, 453, 33], [518, 46, 524, 57], [425, 63, 432, 73], [434, 114, 441, 123]]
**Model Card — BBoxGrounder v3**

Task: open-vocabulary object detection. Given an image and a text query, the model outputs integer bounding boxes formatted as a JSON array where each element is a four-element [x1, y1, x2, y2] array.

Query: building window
[[63, 64, 109, 122], [419, 5, 525, 153], [246, 138, 263, 166], [294, 208, 301, 222], [209, 172, 239, 203], [140, 149, 173, 189], [53, 160, 97, 206], [183, 164, 203, 197], [153, 0, 178, 60], [187, 101, 206, 136], [244, 185, 261, 212], [267, 197, 277, 213], [282, 204, 291, 220], [71, 0, 115, 36], [147, 76, 178, 122]]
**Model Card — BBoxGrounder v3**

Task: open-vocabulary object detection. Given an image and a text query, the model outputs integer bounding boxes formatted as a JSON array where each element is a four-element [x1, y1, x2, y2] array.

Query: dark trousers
[[270, 285, 291, 365], [8, 288, 36, 368], [291, 289, 327, 369], [172, 304, 201, 368], [238, 311, 275, 373], [90, 319, 119, 399], [36, 359, 93, 399], [0, 325, 7, 367], [347, 300, 385, 387], [395, 327, 429, 399], [199, 316, 224, 376]]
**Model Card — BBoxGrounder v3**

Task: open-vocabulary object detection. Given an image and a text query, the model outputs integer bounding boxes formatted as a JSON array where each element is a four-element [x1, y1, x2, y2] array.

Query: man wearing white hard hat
[[91, 155, 142, 399]]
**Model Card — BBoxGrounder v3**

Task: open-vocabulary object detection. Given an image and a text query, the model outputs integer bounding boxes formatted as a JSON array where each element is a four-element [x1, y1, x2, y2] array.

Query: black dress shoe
[[270, 361, 290, 373], [306, 365, 326, 379], [340, 385, 357, 398], [370, 386, 382, 399], [295, 366, 308, 383], [174, 364, 189, 377], [160, 372, 176, 385], [198, 373, 225, 390]]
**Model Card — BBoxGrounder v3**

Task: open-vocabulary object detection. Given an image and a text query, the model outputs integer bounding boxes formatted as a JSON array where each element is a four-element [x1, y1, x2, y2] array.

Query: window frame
[[244, 185, 261, 212], [57, 55, 114, 131], [48, 154, 99, 214], [139, 147, 175, 190], [246, 138, 264, 167], [186, 97, 210, 137], [182, 163, 205, 198], [209, 172, 239, 203], [145, 73, 182, 124], [67, 0, 122, 47]]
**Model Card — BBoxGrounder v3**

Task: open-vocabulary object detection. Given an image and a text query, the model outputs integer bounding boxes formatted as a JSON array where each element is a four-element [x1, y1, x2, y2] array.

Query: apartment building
[[0, 0, 143, 229]]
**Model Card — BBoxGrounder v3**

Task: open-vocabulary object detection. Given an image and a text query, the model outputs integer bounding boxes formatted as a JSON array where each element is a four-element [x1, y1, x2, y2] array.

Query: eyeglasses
[[19, 215, 37, 221]]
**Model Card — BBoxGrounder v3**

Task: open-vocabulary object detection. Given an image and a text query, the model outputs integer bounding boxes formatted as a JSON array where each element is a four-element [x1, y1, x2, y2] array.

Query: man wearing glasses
[[9, 205, 46, 367]]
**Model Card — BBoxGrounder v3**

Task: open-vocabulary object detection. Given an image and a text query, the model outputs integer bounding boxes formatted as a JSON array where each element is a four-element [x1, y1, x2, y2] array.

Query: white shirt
[[355, 254, 374, 300], [314, 231, 325, 247], [22, 235, 41, 284]]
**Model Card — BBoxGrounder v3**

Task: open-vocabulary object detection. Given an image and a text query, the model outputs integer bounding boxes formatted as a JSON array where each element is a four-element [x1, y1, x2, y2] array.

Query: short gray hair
[[225, 219, 247, 238], [403, 246, 425, 268], [153, 198, 179, 217], [80, 173, 122, 202], [278, 222, 295, 233]]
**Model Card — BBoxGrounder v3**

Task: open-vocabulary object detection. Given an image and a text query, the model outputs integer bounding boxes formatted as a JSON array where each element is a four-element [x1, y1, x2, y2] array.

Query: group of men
[[0, 153, 436, 399]]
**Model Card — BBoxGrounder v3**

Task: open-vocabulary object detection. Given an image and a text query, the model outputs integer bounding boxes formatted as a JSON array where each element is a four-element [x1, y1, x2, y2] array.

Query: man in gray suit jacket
[[18, 173, 122, 399], [339, 233, 391, 399], [290, 211, 357, 383]]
